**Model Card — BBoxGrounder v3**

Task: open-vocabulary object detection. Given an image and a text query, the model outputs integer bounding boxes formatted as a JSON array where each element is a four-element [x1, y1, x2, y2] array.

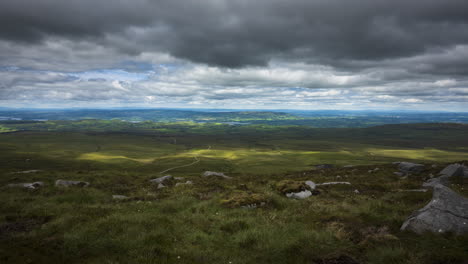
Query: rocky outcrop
[[202, 171, 232, 179], [397, 162, 424, 174], [55, 180, 89, 187], [401, 184, 468, 235], [439, 163, 465, 177], [7, 182, 44, 189]]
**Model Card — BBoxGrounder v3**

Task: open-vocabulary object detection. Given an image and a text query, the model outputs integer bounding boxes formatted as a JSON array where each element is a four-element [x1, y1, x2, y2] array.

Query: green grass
[[0, 122, 467, 263]]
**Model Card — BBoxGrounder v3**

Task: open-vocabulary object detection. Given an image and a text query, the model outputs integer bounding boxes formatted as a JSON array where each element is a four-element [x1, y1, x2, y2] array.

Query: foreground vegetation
[[0, 121, 467, 263]]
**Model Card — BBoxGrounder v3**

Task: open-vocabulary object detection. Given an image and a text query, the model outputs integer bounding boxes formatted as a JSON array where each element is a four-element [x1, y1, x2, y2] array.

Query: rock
[[202, 171, 232, 179], [317, 182, 351, 186], [112, 195, 129, 200], [305, 181, 316, 190], [157, 183, 166, 189], [11, 170, 42, 174], [55, 180, 89, 187], [398, 162, 424, 174], [354, 189, 360, 194], [401, 184, 468, 235], [315, 164, 334, 169], [174, 177, 185, 180], [392, 161, 402, 165], [423, 175, 451, 188], [439, 164, 465, 177], [150, 175, 173, 184], [286, 190, 312, 199], [393, 172, 405, 177], [175, 181, 193, 187], [7, 181, 44, 189]]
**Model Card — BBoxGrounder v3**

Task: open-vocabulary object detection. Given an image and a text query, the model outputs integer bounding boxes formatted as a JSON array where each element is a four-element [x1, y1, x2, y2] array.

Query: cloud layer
[[1, 0, 468, 110]]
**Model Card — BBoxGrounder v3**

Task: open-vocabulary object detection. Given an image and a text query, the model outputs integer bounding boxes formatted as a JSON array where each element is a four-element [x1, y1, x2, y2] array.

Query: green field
[[0, 121, 467, 263]]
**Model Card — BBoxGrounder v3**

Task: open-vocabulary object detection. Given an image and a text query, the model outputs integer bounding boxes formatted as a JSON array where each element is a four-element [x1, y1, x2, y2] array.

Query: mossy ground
[[0, 124, 468, 263]]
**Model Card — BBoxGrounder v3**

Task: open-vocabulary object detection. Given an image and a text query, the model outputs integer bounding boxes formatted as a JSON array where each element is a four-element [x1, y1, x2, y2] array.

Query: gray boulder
[[55, 179, 89, 187], [7, 181, 44, 189], [286, 190, 312, 199], [439, 164, 465, 177], [202, 171, 232, 179], [401, 184, 468, 235], [150, 175, 173, 184], [398, 162, 424, 174]]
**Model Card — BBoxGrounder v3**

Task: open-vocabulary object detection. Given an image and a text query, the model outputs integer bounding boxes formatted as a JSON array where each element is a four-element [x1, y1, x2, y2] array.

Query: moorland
[[0, 111, 467, 263]]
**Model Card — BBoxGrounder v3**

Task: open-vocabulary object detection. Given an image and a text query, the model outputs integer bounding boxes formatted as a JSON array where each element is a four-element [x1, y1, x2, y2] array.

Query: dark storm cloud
[[1, 0, 468, 68]]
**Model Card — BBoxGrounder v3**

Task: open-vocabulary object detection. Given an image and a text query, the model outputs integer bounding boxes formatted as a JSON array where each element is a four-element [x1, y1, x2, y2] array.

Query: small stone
[[112, 195, 129, 200], [150, 175, 173, 184], [202, 171, 232, 179], [55, 180, 89, 187]]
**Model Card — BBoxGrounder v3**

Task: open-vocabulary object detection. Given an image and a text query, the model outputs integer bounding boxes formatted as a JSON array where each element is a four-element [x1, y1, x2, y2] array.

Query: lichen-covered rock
[[398, 162, 424, 174], [401, 184, 468, 235], [55, 180, 89, 187]]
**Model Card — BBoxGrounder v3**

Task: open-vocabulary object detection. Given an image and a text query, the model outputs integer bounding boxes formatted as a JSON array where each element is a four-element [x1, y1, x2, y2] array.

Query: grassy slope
[[0, 123, 467, 263]]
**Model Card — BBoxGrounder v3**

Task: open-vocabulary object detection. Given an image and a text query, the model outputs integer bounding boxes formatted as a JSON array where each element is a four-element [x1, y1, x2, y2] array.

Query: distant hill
[[1, 108, 468, 127]]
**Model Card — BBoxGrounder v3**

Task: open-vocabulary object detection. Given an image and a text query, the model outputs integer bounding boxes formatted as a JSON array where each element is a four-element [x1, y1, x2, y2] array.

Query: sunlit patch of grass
[[366, 148, 468, 161], [77, 152, 156, 163]]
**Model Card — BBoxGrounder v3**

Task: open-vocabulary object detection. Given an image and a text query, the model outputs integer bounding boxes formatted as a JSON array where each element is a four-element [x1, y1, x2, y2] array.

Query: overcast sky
[[1, 0, 468, 111]]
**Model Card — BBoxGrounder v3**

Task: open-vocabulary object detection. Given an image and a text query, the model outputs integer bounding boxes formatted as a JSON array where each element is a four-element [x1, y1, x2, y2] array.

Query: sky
[[1, 0, 468, 111]]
